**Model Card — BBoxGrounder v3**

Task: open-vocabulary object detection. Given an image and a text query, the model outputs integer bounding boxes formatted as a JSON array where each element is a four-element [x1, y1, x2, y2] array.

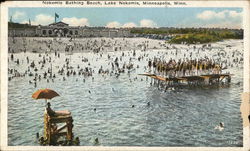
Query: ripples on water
[[8, 39, 243, 146]]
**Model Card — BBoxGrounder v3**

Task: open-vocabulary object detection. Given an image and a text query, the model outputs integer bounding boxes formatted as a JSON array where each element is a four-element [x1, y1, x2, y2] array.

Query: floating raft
[[139, 73, 232, 85]]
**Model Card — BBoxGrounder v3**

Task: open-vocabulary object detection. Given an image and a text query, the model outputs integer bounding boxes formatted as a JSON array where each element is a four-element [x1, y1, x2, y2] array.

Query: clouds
[[105, 19, 157, 28], [122, 22, 137, 28], [34, 14, 54, 25], [106, 21, 138, 28], [62, 17, 89, 26], [20, 14, 89, 26], [197, 10, 242, 20], [12, 11, 53, 26], [228, 10, 242, 18], [197, 10, 224, 20], [196, 10, 242, 29], [20, 14, 53, 25], [12, 11, 26, 20], [12, 8, 242, 29], [106, 21, 121, 28], [19, 14, 158, 28], [140, 19, 157, 28]]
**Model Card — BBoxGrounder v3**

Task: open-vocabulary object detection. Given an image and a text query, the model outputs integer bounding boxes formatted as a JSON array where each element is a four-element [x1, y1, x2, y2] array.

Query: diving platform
[[139, 73, 232, 86]]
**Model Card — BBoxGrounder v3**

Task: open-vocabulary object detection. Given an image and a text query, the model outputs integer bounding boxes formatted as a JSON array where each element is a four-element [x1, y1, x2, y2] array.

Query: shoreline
[[8, 37, 243, 54]]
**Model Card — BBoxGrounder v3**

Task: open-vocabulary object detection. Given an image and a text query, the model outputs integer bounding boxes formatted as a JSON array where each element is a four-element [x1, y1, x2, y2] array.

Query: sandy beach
[[8, 37, 170, 53]]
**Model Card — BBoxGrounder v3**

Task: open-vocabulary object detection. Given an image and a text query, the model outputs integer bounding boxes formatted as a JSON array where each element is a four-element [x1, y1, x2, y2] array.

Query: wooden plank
[[56, 125, 67, 133], [139, 73, 232, 83], [49, 116, 73, 123], [200, 74, 232, 78], [153, 76, 166, 81], [138, 73, 156, 76]]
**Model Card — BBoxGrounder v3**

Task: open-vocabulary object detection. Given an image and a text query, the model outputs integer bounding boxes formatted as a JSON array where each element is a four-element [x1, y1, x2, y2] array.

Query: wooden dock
[[139, 73, 232, 86]]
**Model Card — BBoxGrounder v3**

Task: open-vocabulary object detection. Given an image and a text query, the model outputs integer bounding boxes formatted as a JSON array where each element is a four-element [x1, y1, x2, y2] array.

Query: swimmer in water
[[94, 138, 99, 145], [214, 122, 224, 131]]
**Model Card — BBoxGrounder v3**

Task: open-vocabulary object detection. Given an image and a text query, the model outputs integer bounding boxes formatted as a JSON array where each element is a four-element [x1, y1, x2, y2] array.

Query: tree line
[[130, 27, 243, 44]]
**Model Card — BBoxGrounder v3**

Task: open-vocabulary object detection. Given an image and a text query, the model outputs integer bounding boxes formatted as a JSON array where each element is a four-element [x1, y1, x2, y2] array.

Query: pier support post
[[43, 112, 74, 145]]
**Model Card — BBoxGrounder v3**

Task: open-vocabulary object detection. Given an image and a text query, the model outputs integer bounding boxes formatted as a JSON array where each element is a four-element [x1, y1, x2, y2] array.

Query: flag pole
[[55, 13, 59, 23]]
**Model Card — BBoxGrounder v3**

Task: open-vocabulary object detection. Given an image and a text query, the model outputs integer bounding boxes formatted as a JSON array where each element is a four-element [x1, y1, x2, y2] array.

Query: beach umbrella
[[32, 88, 59, 101]]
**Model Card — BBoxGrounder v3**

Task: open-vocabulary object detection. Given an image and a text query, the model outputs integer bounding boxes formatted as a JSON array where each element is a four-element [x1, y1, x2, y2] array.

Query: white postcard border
[[1, 1, 249, 151]]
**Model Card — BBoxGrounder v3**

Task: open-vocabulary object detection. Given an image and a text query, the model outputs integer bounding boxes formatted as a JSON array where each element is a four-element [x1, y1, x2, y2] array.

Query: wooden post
[[44, 113, 49, 142], [66, 118, 73, 140], [43, 112, 74, 145], [47, 121, 51, 144]]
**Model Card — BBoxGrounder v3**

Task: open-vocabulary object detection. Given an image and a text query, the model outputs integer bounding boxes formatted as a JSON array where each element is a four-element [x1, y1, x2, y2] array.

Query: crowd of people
[[7, 37, 244, 88], [148, 57, 223, 77], [8, 37, 154, 54]]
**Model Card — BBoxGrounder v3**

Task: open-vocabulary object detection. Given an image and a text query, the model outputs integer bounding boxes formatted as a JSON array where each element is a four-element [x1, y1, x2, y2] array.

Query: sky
[[9, 7, 243, 29]]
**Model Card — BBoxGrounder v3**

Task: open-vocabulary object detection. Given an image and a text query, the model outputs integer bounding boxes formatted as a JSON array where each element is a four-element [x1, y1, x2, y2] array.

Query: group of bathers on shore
[[148, 57, 223, 77], [9, 37, 141, 54]]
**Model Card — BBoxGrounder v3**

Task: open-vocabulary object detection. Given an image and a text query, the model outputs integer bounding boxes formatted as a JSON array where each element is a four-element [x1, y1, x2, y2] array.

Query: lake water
[[8, 39, 243, 146]]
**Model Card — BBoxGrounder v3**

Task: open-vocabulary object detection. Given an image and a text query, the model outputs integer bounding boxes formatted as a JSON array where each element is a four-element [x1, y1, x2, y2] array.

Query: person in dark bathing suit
[[46, 102, 71, 117], [46, 102, 56, 116]]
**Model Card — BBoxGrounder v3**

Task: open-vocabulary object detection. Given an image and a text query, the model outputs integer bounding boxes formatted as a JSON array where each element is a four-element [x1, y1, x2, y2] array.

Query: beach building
[[8, 21, 131, 38]]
